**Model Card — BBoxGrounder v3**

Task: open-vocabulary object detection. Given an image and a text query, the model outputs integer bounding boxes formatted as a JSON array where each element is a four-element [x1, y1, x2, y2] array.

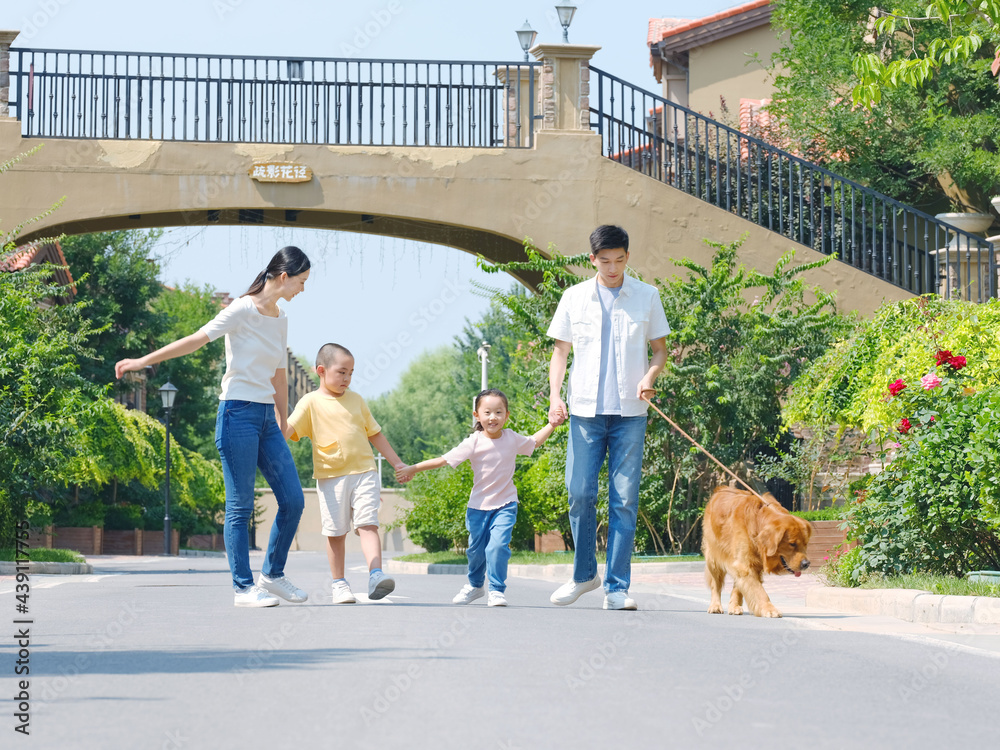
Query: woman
[[116, 246, 311, 607]]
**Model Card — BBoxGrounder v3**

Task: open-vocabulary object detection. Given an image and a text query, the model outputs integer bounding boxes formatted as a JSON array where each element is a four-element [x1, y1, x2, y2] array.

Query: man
[[547, 225, 669, 610]]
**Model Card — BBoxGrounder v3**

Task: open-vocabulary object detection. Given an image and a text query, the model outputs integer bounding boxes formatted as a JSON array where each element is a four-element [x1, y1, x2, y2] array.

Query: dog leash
[[641, 394, 769, 504]]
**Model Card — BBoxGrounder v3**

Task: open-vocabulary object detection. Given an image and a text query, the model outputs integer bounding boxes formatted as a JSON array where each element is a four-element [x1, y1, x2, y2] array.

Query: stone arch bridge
[[1, 33, 991, 310]]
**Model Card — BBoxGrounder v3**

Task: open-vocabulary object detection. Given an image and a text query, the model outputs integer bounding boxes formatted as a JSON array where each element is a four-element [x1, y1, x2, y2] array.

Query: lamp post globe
[[516, 20, 537, 61], [555, 3, 577, 43], [158, 381, 178, 555]]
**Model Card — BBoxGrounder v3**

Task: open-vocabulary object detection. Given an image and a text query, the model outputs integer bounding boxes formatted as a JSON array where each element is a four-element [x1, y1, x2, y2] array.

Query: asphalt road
[[2, 551, 997, 749]]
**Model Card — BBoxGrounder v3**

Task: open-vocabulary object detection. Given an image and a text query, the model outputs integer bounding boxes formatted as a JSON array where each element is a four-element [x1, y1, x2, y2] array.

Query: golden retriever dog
[[701, 486, 812, 618]]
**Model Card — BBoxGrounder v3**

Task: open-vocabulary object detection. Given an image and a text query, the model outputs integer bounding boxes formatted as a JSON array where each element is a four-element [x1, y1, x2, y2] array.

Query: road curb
[[806, 586, 1000, 625], [385, 560, 706, 577], [0, 561, 94, 575]]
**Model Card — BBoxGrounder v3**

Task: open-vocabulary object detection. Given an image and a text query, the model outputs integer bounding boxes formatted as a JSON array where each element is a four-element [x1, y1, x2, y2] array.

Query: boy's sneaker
[[368, 570, 395, 600], [603, 591, 638, 610], [487, 591, 508, 607], [331, 580, 357, 604], [234, 585, 279, 608], [550, 575, 602, 605], [452, 583, 485, 604], [258, 574, 308, 603]]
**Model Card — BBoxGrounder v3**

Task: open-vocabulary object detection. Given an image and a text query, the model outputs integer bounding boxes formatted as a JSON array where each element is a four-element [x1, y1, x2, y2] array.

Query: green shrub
[[792, 507, 843, 521], [397, 463, 473, 553]]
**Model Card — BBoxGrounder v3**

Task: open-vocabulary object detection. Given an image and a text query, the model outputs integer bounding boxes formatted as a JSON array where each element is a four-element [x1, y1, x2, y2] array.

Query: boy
[[546, 225, 670, 610], [285, 343, 406, 603]]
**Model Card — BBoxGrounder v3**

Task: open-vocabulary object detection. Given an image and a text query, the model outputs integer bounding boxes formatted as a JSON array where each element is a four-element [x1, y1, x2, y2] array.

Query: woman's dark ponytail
[[242, 246, 311, 297]]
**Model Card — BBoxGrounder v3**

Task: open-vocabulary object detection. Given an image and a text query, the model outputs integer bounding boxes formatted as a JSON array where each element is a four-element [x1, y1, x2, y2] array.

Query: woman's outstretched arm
[[114, 332, 210, 379]]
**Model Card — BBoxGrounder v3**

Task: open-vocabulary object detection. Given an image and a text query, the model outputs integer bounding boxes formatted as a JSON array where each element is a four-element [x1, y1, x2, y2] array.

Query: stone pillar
[[0, 31, 19, 120], [495, 64, 539, 147], [530, 43, 601, 131]]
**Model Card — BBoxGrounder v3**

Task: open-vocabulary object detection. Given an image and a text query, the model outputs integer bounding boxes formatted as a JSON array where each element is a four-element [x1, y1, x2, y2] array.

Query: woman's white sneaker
[[258, 574, 308, 603], [452, 583, 485, 604], [487, 591, 508, 607], [234, 585, 280, 608]]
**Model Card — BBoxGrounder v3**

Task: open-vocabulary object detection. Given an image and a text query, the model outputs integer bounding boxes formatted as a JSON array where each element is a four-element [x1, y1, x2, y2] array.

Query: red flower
[[948, 355, 967, 370], [898, 417, 912, 434], [888, 379, 906, 397], [935, 350, 953, 366]]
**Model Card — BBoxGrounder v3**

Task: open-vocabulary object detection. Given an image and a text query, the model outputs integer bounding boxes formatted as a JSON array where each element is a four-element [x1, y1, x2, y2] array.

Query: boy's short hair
[[316, 342, 353, 369], [589, 225, 629, 255]]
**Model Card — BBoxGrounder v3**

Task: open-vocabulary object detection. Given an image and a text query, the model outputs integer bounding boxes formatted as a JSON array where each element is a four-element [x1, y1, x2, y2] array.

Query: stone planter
[[932, 212, 996, 300]]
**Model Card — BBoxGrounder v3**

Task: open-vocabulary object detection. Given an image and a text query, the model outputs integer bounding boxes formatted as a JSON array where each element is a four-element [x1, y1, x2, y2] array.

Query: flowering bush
[[785, 296, 1000, 582], [887, 349, 969, 437], [843, 349, 1000, 579]]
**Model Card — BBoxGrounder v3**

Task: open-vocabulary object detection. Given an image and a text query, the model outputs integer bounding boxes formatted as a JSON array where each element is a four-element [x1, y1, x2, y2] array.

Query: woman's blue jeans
[[566, 414, 647, 593], [215, 400, 304, 591], [465, 502, 518, 592]]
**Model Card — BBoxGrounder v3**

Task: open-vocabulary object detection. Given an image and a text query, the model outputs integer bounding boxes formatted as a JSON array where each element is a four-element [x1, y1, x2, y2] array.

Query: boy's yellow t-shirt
[[286, 389, 381, 478]]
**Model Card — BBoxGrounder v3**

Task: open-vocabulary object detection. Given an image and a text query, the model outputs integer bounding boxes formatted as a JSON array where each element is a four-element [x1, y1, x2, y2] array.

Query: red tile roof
[[0, 240, 76, 289], [649, 0, 770, 43], [647, 18, 689, 46]]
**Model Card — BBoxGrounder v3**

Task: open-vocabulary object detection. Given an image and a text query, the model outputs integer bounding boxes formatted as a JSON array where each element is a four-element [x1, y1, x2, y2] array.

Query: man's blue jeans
[[566, 414, 647, 593], [465, 502, 518, 592], [215, 400, 304, 591]]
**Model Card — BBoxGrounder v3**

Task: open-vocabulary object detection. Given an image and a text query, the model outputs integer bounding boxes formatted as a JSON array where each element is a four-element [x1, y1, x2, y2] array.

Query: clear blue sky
[[2, 0, 742, 396]]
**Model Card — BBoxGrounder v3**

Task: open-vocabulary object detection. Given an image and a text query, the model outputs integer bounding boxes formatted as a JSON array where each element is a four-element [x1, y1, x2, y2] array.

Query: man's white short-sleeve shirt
[[547, 274, 670, 418]]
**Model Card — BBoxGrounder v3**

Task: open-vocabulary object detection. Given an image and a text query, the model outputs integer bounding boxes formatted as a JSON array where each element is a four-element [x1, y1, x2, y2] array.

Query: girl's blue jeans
[[215, 400, 304, 591], [566, 414, 647, 593], [465, 502, 518, 592]]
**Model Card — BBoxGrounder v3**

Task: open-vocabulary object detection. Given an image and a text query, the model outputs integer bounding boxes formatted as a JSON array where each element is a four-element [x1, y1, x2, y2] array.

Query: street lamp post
[[159, 381, 178, 556], [475, 341, 491, 428], [515, 20, 537, 61], [555, 3, 577, 43]]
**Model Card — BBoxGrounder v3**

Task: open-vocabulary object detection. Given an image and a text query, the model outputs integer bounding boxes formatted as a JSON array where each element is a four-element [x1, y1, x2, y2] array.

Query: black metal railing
[[589, 66, 997, 301], [9, 48, 537, 148]]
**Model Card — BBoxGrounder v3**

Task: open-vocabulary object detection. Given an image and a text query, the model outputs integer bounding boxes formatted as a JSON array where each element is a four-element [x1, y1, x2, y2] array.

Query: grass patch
[[847, 573, 1000, 598], [394, 550, 703, 565], [0, 548, 86, 563]]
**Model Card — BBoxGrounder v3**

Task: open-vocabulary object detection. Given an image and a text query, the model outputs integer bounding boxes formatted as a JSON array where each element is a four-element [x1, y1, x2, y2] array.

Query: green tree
[[0, 261, 100, 545], [853, 1, 1000, 103], [368, 347, 469, 473], [59, 230, 166, 389], [149, 282, 225, 459], [770, 0, 1000, 212]]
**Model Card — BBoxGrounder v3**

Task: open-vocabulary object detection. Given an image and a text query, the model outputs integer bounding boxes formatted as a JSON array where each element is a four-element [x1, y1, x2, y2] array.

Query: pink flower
[[948, 355, 967, 371], [920, 373, 942, 390], [888, 379, 906, 397]]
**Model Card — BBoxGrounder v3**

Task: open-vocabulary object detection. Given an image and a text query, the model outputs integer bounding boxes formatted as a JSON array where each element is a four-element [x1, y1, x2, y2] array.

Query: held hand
[[395, 465, 414, 483], [637, 378, 657, 401], [548, 396, 568, 425]]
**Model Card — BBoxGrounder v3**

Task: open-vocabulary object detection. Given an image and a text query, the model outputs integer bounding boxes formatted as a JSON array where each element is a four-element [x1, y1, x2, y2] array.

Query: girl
[[115, 246, 311, 608], [396, 389, 561, 606]]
